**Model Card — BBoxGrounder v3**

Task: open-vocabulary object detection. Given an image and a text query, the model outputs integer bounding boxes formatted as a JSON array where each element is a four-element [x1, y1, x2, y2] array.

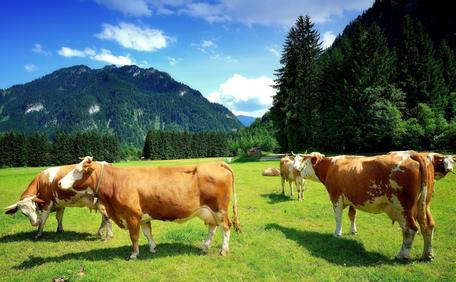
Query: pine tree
[[396, 16, 448, 114], [271, 15, 322, 151]]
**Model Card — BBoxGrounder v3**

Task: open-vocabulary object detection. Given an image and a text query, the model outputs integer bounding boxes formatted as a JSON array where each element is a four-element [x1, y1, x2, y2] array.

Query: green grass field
[[1, 158, 455, 281]]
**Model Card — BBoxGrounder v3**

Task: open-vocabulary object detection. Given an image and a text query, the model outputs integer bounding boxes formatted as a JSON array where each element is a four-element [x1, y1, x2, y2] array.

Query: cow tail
[[410, 153, 428, 223], [221, 163, 241, 233]]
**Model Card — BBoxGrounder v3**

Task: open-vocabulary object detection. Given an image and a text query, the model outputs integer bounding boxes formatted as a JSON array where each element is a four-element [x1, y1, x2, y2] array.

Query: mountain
[[335, 0, 456, 49], [0, 65, 243, 146], [237, 115, 256, 126]]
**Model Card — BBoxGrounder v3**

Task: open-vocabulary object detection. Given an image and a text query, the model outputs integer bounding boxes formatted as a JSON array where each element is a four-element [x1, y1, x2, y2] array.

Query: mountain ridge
[[0, 64, 243, 146]]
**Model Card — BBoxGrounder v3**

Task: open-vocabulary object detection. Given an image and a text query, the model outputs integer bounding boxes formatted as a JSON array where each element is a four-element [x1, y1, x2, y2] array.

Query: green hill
[[0, 65, 243, 146]]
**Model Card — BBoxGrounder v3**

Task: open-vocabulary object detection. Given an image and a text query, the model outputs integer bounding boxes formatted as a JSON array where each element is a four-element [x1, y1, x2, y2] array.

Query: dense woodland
[[271, 11, 456, 153], [0, 131, 120, 167]]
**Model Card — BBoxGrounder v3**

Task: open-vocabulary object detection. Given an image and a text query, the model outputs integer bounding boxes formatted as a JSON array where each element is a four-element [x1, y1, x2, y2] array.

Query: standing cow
[[4, 164, 113, 240], [58, 157, 241, 260], [293, 151, 435, 261], [280, 155, 305, 200]]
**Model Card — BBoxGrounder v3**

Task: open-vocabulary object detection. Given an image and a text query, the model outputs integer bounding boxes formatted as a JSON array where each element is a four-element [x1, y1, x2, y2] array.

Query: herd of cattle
[[4, 150, 455, 262]]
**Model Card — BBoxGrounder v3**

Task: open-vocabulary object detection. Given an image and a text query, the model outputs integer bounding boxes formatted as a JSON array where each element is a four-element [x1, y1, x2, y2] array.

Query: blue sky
[[0, 0, 374, 117]]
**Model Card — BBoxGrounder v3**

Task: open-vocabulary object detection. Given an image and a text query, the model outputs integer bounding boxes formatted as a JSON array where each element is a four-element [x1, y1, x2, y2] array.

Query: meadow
[[0, 158, 455, 281]]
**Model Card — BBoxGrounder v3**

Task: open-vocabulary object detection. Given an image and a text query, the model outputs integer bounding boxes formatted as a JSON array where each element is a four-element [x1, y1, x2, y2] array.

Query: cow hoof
[[333, 233, 342, 238], [219, 249, 228, 256], [395, 255, 411, 263], [103, 235, 114, 241], [34, 234, 43, 240], [126, 255, 137, 261], [150, 247, 157, 254], [420, 255, 434, 262], [56, 228, 64, 233]]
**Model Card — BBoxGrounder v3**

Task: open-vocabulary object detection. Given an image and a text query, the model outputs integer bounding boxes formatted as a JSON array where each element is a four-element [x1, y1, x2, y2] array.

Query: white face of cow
[[58, 159, 87, 190], [4, 196, 40, 226], [444, 155, 454, 172], [293, 154, 305, 171]]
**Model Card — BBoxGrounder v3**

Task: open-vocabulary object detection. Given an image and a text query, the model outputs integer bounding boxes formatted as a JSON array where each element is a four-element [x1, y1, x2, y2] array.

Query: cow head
[[431, 154, 454, 179], [4, 195, 44, 226], [293, 152, 324, 181], [58, 156, 95, 191]]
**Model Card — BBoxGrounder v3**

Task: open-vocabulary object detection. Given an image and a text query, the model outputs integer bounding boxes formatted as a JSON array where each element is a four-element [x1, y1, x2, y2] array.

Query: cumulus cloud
[[93, 0, 373, 28], [321, 31, 336, 49], [192, 39, 217, 53], [24, 64, 38, 72], [93, 0, 151, 16], [32, 43, 51, 56], [96, 22, 169, 52], [57, 46, 134, 66], [92, 49, 134, 65], [150, 0, 373, 27], [207, 74, 275, 117]]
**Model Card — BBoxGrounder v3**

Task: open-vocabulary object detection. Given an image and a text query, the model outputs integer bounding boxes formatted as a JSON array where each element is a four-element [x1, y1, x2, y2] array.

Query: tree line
[[271, 15, 456, 153], [0, 131, 120, 167]]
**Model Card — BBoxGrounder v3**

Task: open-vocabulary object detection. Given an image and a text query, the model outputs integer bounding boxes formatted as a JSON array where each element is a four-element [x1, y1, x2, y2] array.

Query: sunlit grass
[[0, 159, 455, 281]]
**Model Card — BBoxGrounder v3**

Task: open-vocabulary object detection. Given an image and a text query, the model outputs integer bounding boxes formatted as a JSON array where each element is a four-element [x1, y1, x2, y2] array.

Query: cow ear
[[4, 204, 18, 215], [79, 157, 85, 160], [311, 156, 318, 165], [33, 197, 45, 204]]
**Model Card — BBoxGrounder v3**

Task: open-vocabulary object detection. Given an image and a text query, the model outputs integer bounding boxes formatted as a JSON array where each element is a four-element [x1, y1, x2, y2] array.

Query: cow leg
[[396, 214, 418, 262], [332, 197, 343, 237], [348, 206, 357, 235], [420, 207, 435, 261], [281, 177, 285, 195], [289, 180, 294, 197], [299, 179, 305, 201], [96, 216, 105, 238], [141, 221, 157, 254], [219, 214, 231, 256], [35, 206, 52, 239], [126, 217, 141, 260], [104, 215, 114, 240], [55, 208, 64, 233], [203, 224, 217, 252]]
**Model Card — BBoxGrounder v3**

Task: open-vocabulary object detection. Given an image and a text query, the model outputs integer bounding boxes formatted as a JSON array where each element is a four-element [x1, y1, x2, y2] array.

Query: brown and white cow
[[280, 155, 305, 200], [389, 151, 454, 180], [294, 151, 435, 261], [4, 164, 113, 240], [58, 157, 241, 260]]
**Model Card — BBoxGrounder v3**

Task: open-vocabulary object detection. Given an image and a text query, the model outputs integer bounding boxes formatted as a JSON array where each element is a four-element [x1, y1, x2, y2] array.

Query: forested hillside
[[271, 0, 456, 153], [0, 65, 243, 146]]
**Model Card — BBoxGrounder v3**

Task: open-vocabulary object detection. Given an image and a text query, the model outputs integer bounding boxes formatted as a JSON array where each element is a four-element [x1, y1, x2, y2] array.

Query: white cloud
[[96, 22, 169, 52], [94, 0, 151, 16], [57, 46, 135, 66], [322, 31, 336, 49], [58, 47, 88, 57], [24, 64, 38, 72], [32, 43, 51, 56], [167, 56, 180, 66], [149, 0, 373, 27], [92, 49, 134, 65], [268, 47, 280, 57], [193, 39, 217, 53], [207, 74, 275, 117]]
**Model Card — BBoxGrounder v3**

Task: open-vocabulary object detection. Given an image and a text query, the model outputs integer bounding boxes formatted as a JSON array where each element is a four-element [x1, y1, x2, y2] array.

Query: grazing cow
[[293, 151, 435, 261], [58, 157, 241, 260], [4, 164, 113, 240], [280, 155, 305, 200]]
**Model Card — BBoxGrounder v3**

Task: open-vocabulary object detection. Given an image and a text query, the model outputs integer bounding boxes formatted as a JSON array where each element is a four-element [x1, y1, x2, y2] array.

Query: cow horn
[[291, 151, 296, 156], [33, 197, 45, 204], [4, 203, 18, 215]]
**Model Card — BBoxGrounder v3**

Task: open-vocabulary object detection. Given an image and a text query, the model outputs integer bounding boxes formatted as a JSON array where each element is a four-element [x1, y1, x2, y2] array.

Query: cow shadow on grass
[[14, 243, 202, 269], [261, 193, 294, 204], [265, 223, 395, 266], [0, 231, 98, 243]]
